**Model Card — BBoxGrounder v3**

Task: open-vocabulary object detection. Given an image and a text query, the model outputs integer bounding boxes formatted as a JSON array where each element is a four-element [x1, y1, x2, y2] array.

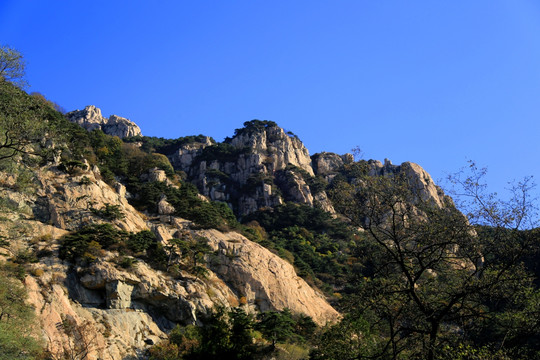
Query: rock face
[[201, 229, 339, 325], [33, 167, 147, 232], [312, 152, 354, 182], [105, 114, 142, 138], [366, 159, 449, 208], [166, 121, 447, 218], [169, 136, 214, 170], [0, 162, 340, 359], [67, 105, 142, 138], [229, 124, 314, 176], [168, 121, 324, 215]]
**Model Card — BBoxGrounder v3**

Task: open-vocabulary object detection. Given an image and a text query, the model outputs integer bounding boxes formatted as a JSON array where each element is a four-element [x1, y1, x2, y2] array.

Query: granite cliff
[[0, 98, 453, 359], [0, 160, 338, 359], [166, 120, 448, 217]]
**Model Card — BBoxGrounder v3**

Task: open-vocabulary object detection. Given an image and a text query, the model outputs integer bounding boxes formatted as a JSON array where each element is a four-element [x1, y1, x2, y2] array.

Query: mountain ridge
[[0, 91, 466, 359]]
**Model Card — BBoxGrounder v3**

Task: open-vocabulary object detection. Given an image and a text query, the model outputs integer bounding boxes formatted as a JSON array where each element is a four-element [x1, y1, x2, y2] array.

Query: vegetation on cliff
[[1, 46, 540, 359]]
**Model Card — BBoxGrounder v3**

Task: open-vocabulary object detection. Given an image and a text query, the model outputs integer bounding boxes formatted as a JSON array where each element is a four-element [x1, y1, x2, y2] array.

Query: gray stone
[[157, 196, 175, 215], [106, 281, 134, 309], [66, 105, 142, 139]]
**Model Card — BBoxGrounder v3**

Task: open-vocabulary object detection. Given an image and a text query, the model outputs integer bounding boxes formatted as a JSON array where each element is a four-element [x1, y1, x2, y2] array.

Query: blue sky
[[1, 1, 539, 198]]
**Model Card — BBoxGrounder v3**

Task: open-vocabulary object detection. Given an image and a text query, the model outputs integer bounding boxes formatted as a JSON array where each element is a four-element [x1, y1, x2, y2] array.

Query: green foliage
[[0, 264, 44, 359], [244, 203, 357, 291], [325, 167, 540, 360], [146, 243, 169, 271], [132, 181, 239, 230], [125, 134, 215, 155], [12, 248, 38, 264], [59, 223, 128, 262], [0, 80, 68, 163], [30, 92, 66, 113], [90, 203, 125, 220], [196, 306, 236, 358], [59, 159, 88, 174], [0, 45, 26, 88], [0, 235, 8, 248], [229, 307, 256, 357], [149, 152, 175, 176], [195, 142, 251, 163], [149, 324, 201, 360], [80, 130, 176, 185], [149, 307, 316, 360], [435, 344, 512, 360], [79, 176, 92, 185], [169, 233, 211, 274], [127, 230, 156, 253], [241, 172, 274, 195], [151, 307, 256, 360], [119, 256, 138, 269], [310, 315, 373, 360], [232, 119, 278, 137], [256, 308, 295, 348]]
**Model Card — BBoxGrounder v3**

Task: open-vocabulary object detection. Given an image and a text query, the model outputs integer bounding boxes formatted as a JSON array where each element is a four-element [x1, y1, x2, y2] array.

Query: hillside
[[1, 81, 539, 359]]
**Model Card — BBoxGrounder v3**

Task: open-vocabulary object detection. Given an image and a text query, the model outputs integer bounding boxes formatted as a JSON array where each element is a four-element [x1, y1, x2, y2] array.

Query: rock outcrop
[[312, 151, 354, 182], [169, 136, 214, 170], [166, 121, 448, 219], [202, 229, 339, 325], [33, 167, 147, 232], [67, 105, 142, 138], [1, 161, 340, 359], [229, 124, 314, 176], [366, 159, 449, 208], [168, 121, 323, 215]]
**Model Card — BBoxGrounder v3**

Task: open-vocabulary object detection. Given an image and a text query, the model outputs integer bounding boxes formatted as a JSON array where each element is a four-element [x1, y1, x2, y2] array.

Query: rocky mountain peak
[[67, 105, 142, 139], [228, 120, 314, 176], [366, 159, 450, 208], [165, 120, 324, 215]]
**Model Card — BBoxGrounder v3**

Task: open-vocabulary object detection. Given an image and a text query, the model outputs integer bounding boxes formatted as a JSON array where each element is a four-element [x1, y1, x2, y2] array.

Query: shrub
[[13, 248, 38, 264], [131, 180, 239, 231], [31, 268, 44, 277], [59, 159, 88, 175], [119, 256, 138, 269], [90, 203, 125, 220], [59, 223, 127, 262], [127, 230, 156, 253], [79, 176, 92, 185]]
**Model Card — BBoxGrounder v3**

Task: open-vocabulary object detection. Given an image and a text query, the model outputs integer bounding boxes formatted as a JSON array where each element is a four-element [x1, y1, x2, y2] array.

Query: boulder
[[157, 196, 175, 215]]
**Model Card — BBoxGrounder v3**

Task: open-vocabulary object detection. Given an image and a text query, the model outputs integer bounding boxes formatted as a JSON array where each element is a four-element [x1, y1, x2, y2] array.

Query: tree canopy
[[321, 166, 540, 359], [0, 45, 26, 88]]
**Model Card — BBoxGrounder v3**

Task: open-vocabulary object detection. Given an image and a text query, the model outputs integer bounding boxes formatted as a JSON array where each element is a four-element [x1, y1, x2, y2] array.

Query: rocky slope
[[0, 161, 339, 359], [0, 101, 455, 359]]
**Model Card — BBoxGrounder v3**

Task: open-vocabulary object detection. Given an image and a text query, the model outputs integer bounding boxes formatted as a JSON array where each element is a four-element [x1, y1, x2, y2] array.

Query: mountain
[[5, 94, 525, 360]]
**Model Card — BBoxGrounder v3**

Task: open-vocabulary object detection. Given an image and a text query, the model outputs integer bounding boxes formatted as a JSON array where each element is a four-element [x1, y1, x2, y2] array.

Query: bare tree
[[331, 168, 538, 360], [48, 316, 101, 360]]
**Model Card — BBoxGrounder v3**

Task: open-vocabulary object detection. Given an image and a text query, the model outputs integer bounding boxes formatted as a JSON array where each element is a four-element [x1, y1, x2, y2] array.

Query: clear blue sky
[[1, 1, 539, 197]]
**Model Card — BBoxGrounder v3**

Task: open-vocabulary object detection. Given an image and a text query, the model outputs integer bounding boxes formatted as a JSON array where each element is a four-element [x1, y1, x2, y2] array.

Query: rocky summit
[[67, 105, 142, 139], [167, 120, 447, 217]]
